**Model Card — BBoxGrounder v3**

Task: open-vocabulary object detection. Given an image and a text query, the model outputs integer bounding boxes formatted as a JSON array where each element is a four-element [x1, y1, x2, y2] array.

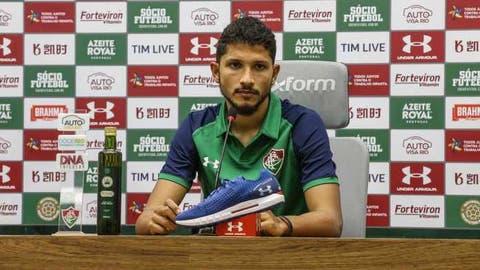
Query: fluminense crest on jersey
[[262, 149, 284, 176]]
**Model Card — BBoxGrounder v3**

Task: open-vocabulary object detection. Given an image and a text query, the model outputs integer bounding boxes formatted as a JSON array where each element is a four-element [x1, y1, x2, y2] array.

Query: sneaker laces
[[208, 176, 244, 197]]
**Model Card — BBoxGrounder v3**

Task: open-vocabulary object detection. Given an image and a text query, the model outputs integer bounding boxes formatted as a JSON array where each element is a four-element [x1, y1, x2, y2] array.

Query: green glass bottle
[[97, 126, 122, 235]]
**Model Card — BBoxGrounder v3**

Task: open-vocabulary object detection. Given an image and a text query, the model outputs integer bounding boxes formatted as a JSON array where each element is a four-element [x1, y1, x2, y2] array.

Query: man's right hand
[[136, 198, 181, 235]]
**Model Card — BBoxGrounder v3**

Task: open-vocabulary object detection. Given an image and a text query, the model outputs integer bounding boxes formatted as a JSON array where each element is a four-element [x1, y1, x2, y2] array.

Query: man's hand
[[259, 210, 289, 237], [137, 199, 180, 235]]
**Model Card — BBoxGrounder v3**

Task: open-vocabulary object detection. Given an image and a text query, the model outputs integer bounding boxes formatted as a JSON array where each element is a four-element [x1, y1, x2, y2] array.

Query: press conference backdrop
[[0, 0, 479, 238]]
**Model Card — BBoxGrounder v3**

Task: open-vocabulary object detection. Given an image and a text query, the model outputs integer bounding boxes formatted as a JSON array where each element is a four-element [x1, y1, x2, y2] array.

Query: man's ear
[[272, 64, 280, 83], [210, 61, 220, 83]]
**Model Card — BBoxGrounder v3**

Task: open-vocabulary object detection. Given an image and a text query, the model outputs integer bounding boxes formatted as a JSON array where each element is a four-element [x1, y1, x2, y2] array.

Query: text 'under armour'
[[175, 169, 285, 227]]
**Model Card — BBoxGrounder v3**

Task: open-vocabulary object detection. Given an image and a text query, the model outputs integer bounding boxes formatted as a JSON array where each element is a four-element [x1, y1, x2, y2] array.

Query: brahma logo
[[30, 105, 67, 121], [56, 153, 88, 171], [452, 104, 480, 121], [273, 76, 335, 92], [403, 5, 433, 24], [191, 8, 218, 26]]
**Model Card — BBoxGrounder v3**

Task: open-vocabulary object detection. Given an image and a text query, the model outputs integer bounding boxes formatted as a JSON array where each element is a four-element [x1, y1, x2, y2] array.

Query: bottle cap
[[104, 126, 117, 136]]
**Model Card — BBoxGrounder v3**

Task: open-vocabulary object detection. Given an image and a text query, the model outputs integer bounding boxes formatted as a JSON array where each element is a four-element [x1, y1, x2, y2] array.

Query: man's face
[[211, 43, 280, 115]]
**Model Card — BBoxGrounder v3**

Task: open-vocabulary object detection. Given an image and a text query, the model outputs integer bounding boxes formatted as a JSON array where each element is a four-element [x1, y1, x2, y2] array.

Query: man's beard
[[219, 82, 270, 116]]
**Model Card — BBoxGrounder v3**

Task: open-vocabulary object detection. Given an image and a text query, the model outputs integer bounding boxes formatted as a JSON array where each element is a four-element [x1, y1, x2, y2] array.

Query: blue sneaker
[[175, 169, 285, 227]]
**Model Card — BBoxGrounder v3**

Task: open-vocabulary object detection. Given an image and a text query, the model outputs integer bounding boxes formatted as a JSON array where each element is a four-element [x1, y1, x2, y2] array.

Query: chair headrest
[[272, 60, 349, 129]]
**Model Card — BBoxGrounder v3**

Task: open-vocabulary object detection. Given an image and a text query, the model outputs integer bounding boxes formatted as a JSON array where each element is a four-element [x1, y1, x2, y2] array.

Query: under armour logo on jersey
[[402, 166, 431, 185], [190, 37, 218, 55], [86, 101, 115, 119], [257, 185, 273, 196], [0, 37, 12, 56], [402, 35, 432, 53], [0, 165, 11, 183], [227, 221, 243, 232], [202, 157, 219, 169]]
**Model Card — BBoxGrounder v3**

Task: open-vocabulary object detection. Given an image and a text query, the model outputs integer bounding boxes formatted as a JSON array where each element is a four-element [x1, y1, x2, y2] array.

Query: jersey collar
[[215, 92, 281, 140]]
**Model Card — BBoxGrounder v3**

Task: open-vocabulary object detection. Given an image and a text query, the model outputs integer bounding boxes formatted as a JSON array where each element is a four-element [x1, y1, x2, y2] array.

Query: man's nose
[[240, 69, 254, 86]]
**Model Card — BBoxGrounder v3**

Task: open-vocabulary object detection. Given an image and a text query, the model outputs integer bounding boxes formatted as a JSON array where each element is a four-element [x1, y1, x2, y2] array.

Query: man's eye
[[255, 64, 266, 70], [229, 62, 241, 69]]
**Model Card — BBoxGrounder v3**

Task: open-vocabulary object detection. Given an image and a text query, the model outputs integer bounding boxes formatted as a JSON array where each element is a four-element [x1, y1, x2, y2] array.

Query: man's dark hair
[[216, 16, 276, 63]]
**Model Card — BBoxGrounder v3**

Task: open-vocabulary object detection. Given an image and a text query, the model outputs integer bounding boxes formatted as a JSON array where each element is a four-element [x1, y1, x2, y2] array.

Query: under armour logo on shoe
[[257, 185, 273, 196], [227, 221, 243, 232]]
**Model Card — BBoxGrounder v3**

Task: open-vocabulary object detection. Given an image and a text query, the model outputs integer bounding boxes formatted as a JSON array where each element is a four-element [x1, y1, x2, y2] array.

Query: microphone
[[214, 106, 237, 189]]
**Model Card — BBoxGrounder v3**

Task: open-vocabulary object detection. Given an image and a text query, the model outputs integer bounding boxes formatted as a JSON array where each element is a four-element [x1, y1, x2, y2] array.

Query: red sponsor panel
[[180, 33, 221, 65], [0, 34, 23, 65], [390, 163, 445, 195], [216, 213, 261, 236], [0, 161, 23, 193], [446, 0, 480, 29], [391, 31, 445, 63], [366, 195, 389, 227], [231, 1, 283, 31], [127, 66, 178, 97], [76, 97, 127, 129], [24, 129, 67, 161], [445, 130, 480, 162], [24, 2, 75, 33], [126, 193, 149, 225], [348, 64, 390, 96]]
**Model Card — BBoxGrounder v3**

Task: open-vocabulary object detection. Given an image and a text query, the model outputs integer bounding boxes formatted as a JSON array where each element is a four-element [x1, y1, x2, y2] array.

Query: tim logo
[[0, 37, 11, 56], [87, 101, 115, 119], [227, 221, 244, 233], [402, 166, 431, 185], [403, 35, 432, 53], [190, 37, 217, 55], [0, 164, 10, 183]]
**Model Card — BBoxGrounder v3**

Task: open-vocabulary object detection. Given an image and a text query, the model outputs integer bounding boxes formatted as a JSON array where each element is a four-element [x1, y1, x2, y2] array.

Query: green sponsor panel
[[24, 66, 75, 97], [445, 63, 480, 96], [83, 161, 127, 193], [76, 34, 127, 65], [128, 1, 179, 33], [446, 196, 480, 228], [178, 97, 223, 124], [283, 32, 336, 61], [337, 0, 390, 31], [0, 97, 23, 129], [336, 129, 389, 162], [22, 193, 61, 225], [127, 129, 175, 161], [390, 97, 444, 129]]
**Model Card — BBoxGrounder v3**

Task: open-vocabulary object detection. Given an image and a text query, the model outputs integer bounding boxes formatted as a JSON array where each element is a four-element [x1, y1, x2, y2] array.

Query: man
[[135, 16, 342, 237]]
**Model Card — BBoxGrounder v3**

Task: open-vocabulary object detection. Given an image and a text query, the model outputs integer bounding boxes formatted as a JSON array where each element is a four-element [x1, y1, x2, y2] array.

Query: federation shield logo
[[61, 206, 80, 229], [263, 149, 284, 175]]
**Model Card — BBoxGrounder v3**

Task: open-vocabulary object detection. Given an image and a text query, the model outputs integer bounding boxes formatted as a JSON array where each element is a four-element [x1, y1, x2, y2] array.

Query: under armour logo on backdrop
[[190, 37, 217, 55], [87, 101, 115, 119], [0, 37, 12, 56], [0, 165, 11, 183], [402, 35, 432, 53], [402, 166, 431, 185]]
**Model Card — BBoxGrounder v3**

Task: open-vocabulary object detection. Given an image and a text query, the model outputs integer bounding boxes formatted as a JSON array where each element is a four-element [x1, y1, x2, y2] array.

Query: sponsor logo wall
[[0, 0, 479, 237]]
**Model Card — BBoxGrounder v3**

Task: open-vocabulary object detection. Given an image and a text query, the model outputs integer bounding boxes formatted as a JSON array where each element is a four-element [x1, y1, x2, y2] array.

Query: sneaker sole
[[176, 193, 285, 227]]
